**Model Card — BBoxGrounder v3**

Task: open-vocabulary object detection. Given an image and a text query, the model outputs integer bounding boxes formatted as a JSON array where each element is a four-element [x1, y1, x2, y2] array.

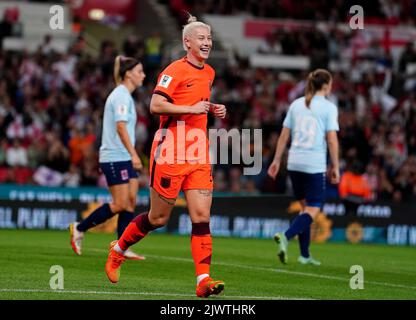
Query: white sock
[[113, 243, 125, 254], [197, 274, 209, 285]]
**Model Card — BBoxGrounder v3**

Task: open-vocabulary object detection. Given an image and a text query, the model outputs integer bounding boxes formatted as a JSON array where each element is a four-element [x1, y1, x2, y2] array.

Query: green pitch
[[0, 229, 415, 300]]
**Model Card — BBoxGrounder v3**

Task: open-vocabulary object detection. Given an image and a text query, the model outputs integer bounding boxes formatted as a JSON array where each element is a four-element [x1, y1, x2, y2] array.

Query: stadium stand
[[0, 0, 415, 203]]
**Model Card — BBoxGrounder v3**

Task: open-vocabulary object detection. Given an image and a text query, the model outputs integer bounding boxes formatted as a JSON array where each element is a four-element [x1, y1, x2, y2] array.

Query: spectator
[[63, 164, 81, 187], [145, 31, 163, 80], [0, 137, 7, 166], [27, 138, 47, 170], [6, 138, 28, 167], [68, 128, 92, 167], [339, 162, 373, 202], [0, 23, 415, 202], [44, 131, 70, 173]]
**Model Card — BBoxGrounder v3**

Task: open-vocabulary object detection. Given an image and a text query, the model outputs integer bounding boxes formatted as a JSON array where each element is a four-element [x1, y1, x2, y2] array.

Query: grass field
[[0, 229, 415, 300]]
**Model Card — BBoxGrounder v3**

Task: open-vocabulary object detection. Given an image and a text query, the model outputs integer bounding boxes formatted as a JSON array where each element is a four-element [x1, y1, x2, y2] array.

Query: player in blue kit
[[268, 69, 340, 266], [69, 56, 146, 260]]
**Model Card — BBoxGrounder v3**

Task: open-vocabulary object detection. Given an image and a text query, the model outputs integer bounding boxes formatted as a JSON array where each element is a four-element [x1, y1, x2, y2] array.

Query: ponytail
[[304, 69, 332, 108], [305, 72, 315, 108], [114, 55, 122, 85], [113, 55, 141, 85]]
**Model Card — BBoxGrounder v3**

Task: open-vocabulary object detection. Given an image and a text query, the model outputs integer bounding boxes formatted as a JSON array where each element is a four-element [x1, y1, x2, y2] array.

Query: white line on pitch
[[88, 248, 416, 291], [145, 254, 416, 291], [0, 288, 309, 300]]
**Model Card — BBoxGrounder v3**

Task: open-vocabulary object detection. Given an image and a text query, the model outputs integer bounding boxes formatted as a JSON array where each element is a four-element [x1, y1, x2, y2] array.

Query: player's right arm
[[111, 96, 142, 171], [116, 121, 142, 171], [150, 63, 210, 116], [150, 94, 210, 116], [268, 104, 293, 180], [267, 127, 291, 180]]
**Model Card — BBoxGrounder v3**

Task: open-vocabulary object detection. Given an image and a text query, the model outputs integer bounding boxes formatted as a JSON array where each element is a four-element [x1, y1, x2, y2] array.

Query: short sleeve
[[112, 92, 131, 122], [153, 64, 182, 102], [326, 104, 339, 132], [283, 106, 293, 129]]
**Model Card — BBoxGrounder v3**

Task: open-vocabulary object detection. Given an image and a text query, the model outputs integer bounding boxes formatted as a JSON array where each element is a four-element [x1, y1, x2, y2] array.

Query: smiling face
[[184, 27, 212, 62]]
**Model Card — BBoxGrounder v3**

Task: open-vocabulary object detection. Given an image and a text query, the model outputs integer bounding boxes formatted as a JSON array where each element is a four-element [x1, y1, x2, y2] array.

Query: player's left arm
[[326, 104, 340, 184], [326, 131, 339, 184]]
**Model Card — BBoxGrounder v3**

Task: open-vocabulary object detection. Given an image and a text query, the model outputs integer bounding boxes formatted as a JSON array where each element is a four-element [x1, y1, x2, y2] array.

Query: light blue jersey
[[283, 95, 339, 173], [99, 85, 136, 163]]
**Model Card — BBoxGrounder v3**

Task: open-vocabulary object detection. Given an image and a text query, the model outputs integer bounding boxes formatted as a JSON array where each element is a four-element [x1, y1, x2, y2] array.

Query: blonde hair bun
[[187, 14, 197, 24], [182, 12, 211, 51]]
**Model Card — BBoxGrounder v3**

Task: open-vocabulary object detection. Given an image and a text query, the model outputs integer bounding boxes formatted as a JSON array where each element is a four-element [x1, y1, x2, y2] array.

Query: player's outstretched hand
[[210, 103, 227, 119], [192, 101, 211, 114], [132, 154, 143, 172], [267, 161, 280, 180]]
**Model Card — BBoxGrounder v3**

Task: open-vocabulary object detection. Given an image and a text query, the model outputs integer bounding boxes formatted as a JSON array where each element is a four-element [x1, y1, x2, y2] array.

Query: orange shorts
[[149, 161, 213, 199]]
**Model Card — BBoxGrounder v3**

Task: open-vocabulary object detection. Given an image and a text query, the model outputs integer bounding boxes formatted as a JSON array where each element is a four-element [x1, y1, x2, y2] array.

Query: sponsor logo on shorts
[[121, 169, 129, 181]]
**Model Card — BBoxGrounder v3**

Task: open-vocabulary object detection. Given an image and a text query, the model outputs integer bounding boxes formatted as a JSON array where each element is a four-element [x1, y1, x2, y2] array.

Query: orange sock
[[118, 212, 156, 251], [191, 223, 212, 276]]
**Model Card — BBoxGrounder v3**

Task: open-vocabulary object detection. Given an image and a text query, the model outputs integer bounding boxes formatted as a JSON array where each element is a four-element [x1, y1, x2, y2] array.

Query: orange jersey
[[152, 56, 215, 163]]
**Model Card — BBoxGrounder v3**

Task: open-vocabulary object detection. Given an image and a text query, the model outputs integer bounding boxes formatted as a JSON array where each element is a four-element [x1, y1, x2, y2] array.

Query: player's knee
[[148, 215, 169, 228], [110, 202, 122, 213], [111, 201, 129, 213], [191, 209, 210, 223]]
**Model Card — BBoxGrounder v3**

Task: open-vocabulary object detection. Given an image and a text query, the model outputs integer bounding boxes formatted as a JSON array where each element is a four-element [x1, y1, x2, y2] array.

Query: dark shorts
[[288, 170, 326, 208], [99, 160, 138, 186]]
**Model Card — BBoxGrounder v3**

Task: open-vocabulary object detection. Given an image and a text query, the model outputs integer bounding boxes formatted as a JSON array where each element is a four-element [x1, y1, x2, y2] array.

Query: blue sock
[[284, 213, 313, 240], [117, 211, 134, 239], [298, 225, 311, 258], [77, 203, 114, 232]]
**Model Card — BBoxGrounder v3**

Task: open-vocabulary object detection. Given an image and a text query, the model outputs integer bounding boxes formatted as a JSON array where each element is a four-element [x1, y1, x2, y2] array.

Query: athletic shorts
[[288, 170, 326, 208], [149, 161, 213, 199], [99, 160, 138, 186]]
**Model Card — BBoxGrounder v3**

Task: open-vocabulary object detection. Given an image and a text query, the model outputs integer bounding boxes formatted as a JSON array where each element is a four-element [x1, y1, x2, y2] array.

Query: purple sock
[[117, 211, 134, 239], [77, 203, 114, 232], [298, 225, 311, 258]]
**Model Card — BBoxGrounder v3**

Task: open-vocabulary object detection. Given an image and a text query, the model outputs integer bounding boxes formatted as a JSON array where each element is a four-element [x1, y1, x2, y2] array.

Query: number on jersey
[[292, 115, 317, 148]]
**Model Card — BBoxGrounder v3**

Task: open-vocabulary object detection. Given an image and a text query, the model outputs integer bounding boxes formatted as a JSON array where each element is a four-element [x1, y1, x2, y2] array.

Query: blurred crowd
[[0, 34, 162, 191], [1, 4, 416, 203], [165, 0, 416, 24]]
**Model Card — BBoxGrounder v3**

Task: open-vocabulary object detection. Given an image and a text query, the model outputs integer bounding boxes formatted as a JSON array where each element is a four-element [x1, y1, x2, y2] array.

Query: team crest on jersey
[[117, 104, 128, 116], [159, 74, 173, 88]]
